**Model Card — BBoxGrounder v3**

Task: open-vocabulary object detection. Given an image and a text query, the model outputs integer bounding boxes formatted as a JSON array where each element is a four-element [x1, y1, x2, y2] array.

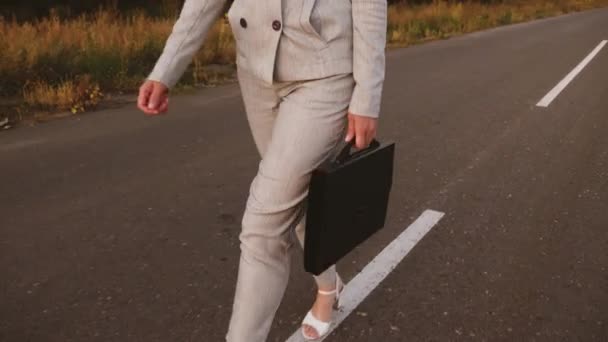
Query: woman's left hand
[[345, 112, 378, 149]]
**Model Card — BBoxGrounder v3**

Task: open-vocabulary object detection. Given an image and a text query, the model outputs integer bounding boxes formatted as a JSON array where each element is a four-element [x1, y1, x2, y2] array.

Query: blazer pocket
[[299, 0, 329, 49]]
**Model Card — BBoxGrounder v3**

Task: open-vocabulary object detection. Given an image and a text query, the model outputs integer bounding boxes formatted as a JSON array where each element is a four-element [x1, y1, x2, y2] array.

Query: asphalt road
[[1, 8, 608, 342]]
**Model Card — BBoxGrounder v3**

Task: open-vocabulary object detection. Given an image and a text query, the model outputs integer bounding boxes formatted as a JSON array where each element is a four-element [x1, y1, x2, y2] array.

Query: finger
[[138, 96, 152, 112], [141, 100, 161, 115], [362, 129, 371, 149], [148, 84, 164, 110], [366, 125, 377, 146], [138, 101, 159, 115], [157, 97, 169, 114], [137, 83, 163, 115], [139, 102, 160, 115], [362, 118, 377, 147], [345, 114, 356, 142], [139, 98, 159, 115], [356, 133, 366, 150], [137, 84, 152, 109], [355, 120, 367, 149]]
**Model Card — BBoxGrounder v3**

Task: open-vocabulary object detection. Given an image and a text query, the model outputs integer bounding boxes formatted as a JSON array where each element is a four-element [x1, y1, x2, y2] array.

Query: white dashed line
[[286, 209, 445, 342], [537, 40, 607, 107]]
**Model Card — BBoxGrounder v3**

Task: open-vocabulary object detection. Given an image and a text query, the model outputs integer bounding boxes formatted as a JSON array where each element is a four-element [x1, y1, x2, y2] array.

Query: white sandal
[[301, 274, 344, 341]]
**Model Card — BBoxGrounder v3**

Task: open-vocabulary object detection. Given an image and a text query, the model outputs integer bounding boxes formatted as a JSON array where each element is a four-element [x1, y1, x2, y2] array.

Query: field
[[1, 0, 607, 125]]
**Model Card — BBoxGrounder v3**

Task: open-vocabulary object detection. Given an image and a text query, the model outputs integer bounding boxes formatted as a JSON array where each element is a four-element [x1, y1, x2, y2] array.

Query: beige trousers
[[225, 69, 355, 342]]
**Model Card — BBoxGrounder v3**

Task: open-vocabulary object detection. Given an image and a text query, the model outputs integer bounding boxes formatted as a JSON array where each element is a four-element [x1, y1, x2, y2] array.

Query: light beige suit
[[148, 0, 387, 340]]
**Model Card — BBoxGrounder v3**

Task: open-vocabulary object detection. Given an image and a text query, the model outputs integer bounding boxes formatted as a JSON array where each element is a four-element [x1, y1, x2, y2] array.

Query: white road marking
[[537, 40, 607, 107], [286, 209, 445, 342]]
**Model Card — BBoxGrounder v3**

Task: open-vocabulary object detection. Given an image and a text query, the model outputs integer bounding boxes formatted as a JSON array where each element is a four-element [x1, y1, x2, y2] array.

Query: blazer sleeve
[[348, 0, 387, 118], [147, 0, 229, 89]]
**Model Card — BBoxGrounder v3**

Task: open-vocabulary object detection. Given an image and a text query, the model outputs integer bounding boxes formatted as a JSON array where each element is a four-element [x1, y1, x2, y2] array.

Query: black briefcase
[[304, 139, 395, 275]]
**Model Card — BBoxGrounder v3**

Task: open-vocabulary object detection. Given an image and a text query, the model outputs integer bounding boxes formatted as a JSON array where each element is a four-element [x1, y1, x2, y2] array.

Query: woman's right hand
[[137, 80, 169, 116]]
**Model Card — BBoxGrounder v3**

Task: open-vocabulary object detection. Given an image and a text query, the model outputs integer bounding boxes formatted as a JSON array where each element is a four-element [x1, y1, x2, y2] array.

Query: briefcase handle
[[335, 139, 381, 164]]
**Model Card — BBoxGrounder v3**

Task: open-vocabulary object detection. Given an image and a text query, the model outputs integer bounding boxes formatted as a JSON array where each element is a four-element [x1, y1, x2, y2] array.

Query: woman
[[137, 0, 386, 340]]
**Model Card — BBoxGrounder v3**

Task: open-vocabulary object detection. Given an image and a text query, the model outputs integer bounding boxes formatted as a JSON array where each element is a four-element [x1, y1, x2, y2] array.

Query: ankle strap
[[317, 288, 337, 296]]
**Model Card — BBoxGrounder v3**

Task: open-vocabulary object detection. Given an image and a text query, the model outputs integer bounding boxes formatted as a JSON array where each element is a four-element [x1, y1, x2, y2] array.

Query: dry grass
[[0, 9, 235, 123], [1, 0, 607, 124], [22, 75, 103, 114], [387, 0, 608, 47], [0, 9, 235, 94]]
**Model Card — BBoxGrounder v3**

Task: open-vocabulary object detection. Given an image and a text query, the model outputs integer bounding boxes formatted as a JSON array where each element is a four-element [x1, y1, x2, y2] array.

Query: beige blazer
[[148, 0, 387, 118]]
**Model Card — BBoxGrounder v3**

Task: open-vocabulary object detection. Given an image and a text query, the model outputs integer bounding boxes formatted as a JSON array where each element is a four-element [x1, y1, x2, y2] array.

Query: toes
[[303, 325, 319, 339]]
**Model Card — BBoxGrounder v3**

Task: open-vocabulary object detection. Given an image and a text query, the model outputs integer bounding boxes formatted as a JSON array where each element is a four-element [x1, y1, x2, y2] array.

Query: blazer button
[[272, 20, 282, 31], [240, 18, 247, 28]]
